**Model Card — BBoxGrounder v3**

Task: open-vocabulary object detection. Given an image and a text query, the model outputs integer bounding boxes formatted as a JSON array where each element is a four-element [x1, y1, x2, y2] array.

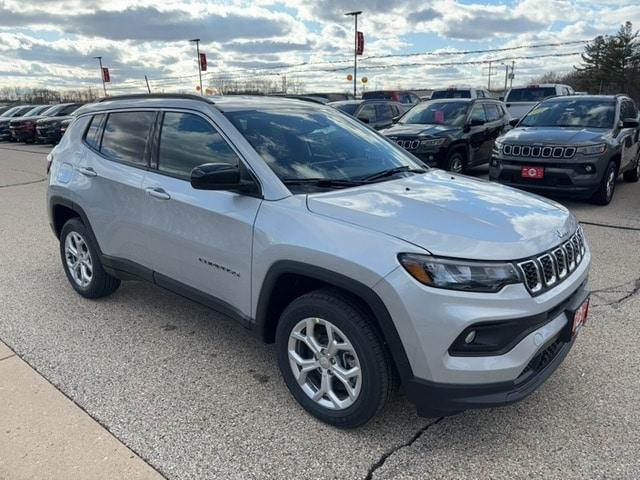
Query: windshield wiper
[[282, 178, 364, 188], [360, 165, 426, 182]]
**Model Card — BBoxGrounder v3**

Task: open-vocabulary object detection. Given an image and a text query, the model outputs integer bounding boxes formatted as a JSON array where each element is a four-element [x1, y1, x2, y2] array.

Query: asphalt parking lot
[[1, 143, 639, 479]]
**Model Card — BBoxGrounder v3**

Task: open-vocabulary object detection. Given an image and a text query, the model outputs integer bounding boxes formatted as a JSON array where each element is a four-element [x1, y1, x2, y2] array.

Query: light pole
[[345, 11, 362, 98], [190, 38, 203, 95], [93, 56, 107, 96]]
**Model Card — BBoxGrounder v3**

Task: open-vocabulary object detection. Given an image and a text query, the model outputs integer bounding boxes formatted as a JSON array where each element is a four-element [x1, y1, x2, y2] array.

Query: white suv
[[47, 94, 591, 427], [503, 84, 574, 119]]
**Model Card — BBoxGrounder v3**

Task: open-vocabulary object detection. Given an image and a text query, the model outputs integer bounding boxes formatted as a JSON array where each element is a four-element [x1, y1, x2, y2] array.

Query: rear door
[[77, 110, 156, 270], [482, 103, 505, 161], [140, 110, 261, 316]]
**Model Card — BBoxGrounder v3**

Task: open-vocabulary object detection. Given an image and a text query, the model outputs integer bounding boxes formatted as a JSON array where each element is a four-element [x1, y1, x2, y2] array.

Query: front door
[[140, 110, 261, 316]]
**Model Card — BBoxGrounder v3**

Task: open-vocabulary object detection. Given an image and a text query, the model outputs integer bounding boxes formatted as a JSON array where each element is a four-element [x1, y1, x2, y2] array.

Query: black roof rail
[[97, 93, 214, 104]]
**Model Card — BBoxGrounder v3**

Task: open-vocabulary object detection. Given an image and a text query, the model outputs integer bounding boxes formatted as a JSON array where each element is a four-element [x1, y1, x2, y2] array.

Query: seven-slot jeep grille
[[503, 144, 576, 159], [516, 227, 586, 295]]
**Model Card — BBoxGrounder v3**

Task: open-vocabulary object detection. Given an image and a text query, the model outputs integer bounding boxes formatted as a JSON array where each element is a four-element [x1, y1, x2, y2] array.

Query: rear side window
[[84, 114, 105, 150], [100, 111, 155, 166], [158, 112, 239, 179]]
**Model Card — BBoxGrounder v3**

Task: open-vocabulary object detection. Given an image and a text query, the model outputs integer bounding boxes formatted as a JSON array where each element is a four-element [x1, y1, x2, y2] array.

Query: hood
[[381, 123, 460, 137], [503, 126, 609, 145], [306, 170, 576, 260], [37, 115, 71, 124]]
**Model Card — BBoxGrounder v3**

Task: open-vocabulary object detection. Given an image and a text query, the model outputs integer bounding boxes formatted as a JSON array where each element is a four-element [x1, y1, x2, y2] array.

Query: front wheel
[[444, 150, 465, 173], [275, 289, 394, 428], [591, 161, 617, 205]]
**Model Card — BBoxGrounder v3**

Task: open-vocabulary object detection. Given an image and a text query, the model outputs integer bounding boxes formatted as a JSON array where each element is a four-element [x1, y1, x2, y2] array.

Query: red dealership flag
[[356, 32, 364, 55], [199, 53, 208, 71], [102, 67, 110, 83]]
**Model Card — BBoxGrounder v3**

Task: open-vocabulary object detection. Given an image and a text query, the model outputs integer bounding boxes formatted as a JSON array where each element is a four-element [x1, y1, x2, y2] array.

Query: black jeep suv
[[490, 95, 640, 205], [381, 98, 510, 172]]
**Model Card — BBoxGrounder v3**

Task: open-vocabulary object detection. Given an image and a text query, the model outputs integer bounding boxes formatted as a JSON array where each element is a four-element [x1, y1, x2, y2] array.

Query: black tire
[[275, 288, 394, 428], [444, 149, 466, 173], [59, 218, 120, 298], [591, 160, 617, 205], [622, 154, 639, 182]]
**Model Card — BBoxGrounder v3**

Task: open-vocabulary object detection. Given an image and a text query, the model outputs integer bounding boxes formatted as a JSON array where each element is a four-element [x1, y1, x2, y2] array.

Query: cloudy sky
[[0, 0, 639, 94]]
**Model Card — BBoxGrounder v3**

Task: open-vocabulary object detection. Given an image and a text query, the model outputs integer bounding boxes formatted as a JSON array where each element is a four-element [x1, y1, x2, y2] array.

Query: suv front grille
[[394, 139, 420, 150], [516, 227, 586, 295], [503, 144, 576, 159]]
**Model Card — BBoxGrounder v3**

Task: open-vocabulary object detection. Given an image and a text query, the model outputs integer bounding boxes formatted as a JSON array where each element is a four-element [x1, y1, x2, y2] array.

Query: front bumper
[[404, 284, 588, 417], [489, 155, 610, 197], [374, 243, 591, 416], [10, 125, 36, 141], [36, 125, 62, 143]]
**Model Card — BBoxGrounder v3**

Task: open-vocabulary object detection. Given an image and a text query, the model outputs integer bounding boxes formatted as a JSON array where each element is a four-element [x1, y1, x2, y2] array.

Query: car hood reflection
[[306, 170, 576, 260]]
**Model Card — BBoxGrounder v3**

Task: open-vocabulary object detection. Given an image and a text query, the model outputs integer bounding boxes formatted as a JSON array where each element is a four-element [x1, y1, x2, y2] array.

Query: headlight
[[577, 143, 606, 155], [420, 138, 446, 147], [398, 254, 521, 292], [494, 139, 504, 151]]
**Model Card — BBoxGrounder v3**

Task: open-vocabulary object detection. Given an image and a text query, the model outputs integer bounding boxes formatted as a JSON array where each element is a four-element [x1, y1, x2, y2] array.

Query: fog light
[[428, 155, 434, 161], [464, 330, 476, 344], [585, 165, 594, 173]]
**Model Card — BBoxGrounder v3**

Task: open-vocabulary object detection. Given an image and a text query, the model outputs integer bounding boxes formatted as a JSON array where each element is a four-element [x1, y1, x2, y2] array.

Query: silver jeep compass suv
[[47, 94, 591, 427]]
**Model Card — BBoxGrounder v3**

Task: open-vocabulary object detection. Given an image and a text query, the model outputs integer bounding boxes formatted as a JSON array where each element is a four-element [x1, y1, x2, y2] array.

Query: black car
[[11, 103, 82, 143], [35, 103, 84, 144], [0, 105, 42, 141], [330, 99, 408, 130], [490, 95, 640, 205], [381, 98, 510, 172]]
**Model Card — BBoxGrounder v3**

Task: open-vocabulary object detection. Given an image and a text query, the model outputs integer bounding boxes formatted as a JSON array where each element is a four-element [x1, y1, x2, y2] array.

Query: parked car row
[[0, 102, 85, 144]]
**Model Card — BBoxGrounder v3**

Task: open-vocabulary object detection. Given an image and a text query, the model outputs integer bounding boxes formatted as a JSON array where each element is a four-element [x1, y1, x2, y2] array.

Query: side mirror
[[509, 118, 520, 127], [392, 115, 400, 124], [499, 96, 504, 101], [469, 118, 485, 127], [621, 117, 639, 129], [190, 163, 259, 195]]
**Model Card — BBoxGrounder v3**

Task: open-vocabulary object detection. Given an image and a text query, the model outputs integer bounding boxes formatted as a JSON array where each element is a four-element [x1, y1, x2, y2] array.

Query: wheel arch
[[255, 260, 414, 382], [49, 196, 102, 255]]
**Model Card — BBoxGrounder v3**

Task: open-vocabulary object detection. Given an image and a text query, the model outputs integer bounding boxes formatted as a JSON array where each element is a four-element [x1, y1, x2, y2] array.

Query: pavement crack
[[0, 353, 16, 362], [579, 221, 640, 232], [0, 178, 47, 189], [364, 417, 444, 480], [592, 277, 640, 307]]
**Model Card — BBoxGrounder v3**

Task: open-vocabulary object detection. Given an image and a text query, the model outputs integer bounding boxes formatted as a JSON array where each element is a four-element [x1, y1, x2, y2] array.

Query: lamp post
[[344, 11, 362, 98], [190, 38, 203, 95], [93, 56, 107, 96]]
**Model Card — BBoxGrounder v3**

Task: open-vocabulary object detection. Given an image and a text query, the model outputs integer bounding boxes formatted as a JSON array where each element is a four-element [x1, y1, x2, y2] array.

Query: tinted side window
[[158, 112, 239, 179], [484, 104, 501, 121], [470, 104, 487, 123], [375, 104, 393, 121], [621, 100, 637, 120], [84, 114, 105, 150], [100, 112, 155, 166]]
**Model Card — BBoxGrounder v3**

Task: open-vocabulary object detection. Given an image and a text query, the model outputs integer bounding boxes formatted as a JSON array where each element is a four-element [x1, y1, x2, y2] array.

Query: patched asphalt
[[1, 143, 639, 479]]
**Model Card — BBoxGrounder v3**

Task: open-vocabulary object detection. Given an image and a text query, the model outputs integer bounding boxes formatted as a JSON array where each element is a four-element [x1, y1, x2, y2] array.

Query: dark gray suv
[[490, 95, 640, 205]]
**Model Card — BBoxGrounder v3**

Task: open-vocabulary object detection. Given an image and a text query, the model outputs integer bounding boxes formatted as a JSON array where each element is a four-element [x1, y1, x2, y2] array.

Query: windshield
[[431, 90, 471, 99], [1, 106, 20, 118], [520, 99, 615, 128], [506, 87, 557, 103], [399, 101, 469, 126], [334, 103, 358, 115], [23, 105, 50, 117], [224, 106, 423, 189]]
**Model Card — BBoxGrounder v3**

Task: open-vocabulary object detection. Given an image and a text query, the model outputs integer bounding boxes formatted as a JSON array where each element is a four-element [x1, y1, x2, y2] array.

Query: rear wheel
[[275, 288, 393, 428], [622, 154, 639, 182], [591, 160, 617, 205], [59, 218, 120, 298], [444, 149, 466, 173]]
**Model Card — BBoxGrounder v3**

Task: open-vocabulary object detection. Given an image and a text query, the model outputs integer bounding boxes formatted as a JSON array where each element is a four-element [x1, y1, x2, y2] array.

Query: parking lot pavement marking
[[0, 347, 165, 480]]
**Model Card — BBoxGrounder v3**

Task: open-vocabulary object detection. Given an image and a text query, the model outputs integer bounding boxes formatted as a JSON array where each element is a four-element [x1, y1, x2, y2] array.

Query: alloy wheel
[[64, 231, 93, 288], [287, 317, 362, 410]]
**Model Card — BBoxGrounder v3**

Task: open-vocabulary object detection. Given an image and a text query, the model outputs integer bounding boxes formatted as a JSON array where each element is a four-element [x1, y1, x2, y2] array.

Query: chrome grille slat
[[517, 228, 586, 296]]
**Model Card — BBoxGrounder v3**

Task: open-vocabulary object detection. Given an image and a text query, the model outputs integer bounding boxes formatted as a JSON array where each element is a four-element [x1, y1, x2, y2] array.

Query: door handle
[[146, 187, 171, 200], [77, 166, 97, 177]]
